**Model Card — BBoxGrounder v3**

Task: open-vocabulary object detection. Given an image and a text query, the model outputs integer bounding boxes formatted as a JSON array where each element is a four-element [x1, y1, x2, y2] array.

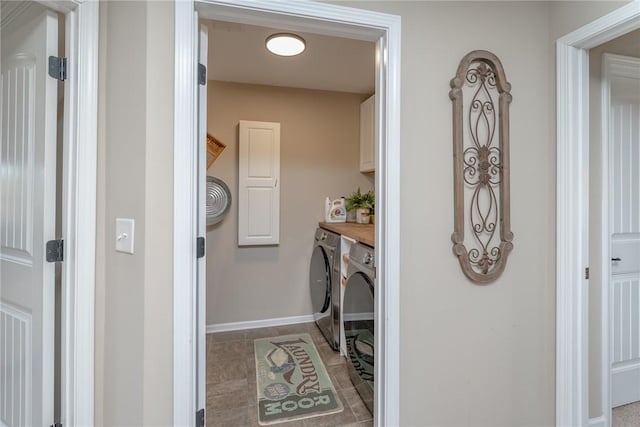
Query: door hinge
[[46, 239, 64, 263], [198, 63, 206, 85], [585, 267, 590, 280], [196, 408, 205, 427], [196, 237, 205, 258], [48, 56, 67, 81]]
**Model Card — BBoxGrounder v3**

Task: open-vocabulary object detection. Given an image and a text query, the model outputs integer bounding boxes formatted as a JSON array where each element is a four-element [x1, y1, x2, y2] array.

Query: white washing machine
[[309, 228, 341, 350], [343, 242, 375, 414]]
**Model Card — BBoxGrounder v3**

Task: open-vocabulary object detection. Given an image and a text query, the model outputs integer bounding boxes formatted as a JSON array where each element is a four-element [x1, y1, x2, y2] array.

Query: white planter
[[356, 208, 371, 224]]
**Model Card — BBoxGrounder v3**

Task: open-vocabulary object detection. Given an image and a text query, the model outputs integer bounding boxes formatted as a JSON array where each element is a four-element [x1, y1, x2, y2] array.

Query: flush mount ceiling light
[[265, 33, 306, 57]]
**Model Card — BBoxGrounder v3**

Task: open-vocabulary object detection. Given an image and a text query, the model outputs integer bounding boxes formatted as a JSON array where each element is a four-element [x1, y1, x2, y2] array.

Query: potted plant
[[346, 188, 375, 224], [369, 196, 375, 225], [363, 190, 375, 225]]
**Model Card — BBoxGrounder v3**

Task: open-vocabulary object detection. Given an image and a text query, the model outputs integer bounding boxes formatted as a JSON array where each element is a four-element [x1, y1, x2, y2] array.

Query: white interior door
[[238, 120, 280, 246], [196, 19, 208, 422], [0, 3, 59, 426], [607, 53, 640, 409]]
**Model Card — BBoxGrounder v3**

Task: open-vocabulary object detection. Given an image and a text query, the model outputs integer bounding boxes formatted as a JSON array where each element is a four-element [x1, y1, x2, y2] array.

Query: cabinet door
[[238, 120, 280, 246], [360, 95, 375, 173]]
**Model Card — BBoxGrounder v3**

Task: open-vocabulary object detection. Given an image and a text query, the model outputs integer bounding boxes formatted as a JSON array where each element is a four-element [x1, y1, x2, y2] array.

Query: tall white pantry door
[[238, 120, 280, 246], [0, 2, 60, 426], [607, 53, 640, 408]]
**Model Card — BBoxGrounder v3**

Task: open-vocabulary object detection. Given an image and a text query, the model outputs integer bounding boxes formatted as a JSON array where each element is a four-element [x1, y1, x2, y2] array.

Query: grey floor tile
[[327, 363, 353, 391], [348, 397, 373, 422], [340, 388, 360, 407], [247, 404, 259, 426], [208, 340, 246, 362], [613, 401, 640, 427], [301, 394, 356, 427], [245, 326, 281, 340], [272, 323, 313, 336], [208, 356, 248, 383], [208, 330, 246, 343], [246, 356, 257, 379], [207, 388, 250, 413], [341, 386, 372, 420], [342, 421, 374, 427], [307, 325, 329, 346], [206, 406, 251, 427], [316, 342, 344, 367], [207, 323, 371, 427], [208, 340, 248, 383], [245, 340, 257, 358], [206, 365, 218, 386], [207, 378, 248, 396]]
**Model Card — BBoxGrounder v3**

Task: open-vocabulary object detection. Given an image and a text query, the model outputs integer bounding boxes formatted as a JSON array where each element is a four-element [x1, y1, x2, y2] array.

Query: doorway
[[589, 33, 640, 426], [201, 18, 376, 425], [556, 2, 640, 426], [173, 1, 401, 426]]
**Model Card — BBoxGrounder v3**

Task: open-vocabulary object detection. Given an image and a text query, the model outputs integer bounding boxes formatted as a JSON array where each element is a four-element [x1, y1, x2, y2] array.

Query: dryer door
[[310, 245, 332, 340], [343, 272, 374, 414]]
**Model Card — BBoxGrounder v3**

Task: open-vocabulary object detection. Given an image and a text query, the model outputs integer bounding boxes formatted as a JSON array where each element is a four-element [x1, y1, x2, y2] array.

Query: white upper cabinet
[[360, 94, 375, 173], [238, 120, 281, 246]]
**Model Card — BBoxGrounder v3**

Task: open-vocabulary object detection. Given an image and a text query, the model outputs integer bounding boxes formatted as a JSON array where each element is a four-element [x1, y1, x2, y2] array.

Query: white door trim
[[27, 0, 99, 425], [173, 1, 401, 426], [173, 2, 198, 425], [556, 2, 640, 426], [55, 1, 99, 425]]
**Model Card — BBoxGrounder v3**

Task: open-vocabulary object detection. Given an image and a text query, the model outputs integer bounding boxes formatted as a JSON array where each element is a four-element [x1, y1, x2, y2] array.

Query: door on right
[[606, 52, 640, 409]]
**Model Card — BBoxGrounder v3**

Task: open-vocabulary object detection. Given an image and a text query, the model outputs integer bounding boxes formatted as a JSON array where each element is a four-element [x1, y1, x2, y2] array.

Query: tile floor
[[613, 401, 640, 427], [206, 322, 373, 427]]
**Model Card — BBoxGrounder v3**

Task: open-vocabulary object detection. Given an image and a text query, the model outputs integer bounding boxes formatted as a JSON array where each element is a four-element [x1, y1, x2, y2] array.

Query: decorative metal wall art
[[450, 50, 514, 284]]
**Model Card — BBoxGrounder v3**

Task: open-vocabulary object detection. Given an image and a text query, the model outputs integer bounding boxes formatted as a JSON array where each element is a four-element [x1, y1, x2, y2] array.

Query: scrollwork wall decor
[[450, 50, 514, 284]]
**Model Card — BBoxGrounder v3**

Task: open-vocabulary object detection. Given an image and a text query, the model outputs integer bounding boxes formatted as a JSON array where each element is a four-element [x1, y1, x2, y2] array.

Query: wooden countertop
[[319, 222, 375, 247]]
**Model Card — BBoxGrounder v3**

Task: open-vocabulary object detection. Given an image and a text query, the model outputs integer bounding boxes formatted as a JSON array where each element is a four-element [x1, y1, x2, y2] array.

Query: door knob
[[611, 257, 622, 262]]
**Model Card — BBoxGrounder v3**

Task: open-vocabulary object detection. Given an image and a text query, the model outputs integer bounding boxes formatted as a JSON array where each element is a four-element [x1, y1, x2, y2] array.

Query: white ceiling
[[203, 19, 375, 94]]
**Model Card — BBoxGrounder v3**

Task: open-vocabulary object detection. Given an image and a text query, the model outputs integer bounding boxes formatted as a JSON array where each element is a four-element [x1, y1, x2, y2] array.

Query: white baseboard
[[612, 362, 640, 407], [206, 314, 315, 333], [588, 415, 606, 427]]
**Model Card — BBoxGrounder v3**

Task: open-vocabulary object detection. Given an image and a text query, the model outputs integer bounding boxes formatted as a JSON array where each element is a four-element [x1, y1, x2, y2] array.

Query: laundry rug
[[254, 333, 343, 425]]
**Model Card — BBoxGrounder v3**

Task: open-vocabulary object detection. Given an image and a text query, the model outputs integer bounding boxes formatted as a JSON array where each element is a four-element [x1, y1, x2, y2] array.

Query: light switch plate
[[115, 218, 135, 254]]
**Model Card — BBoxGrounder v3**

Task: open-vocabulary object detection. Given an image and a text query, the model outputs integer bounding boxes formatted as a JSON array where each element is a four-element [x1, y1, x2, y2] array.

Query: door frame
[[173, 1, 401, 426], [2, 0, 99, 424], [556, 2, 640, 426], [30, 1, 99, 425], [598, 52, 640, 424]]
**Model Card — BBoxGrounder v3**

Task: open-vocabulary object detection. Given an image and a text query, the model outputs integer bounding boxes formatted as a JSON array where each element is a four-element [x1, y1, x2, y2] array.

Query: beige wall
[[143, 1, 175, 424], [339, 1, 627, 425], [92, 2, 634, 426], [336, 2, 556, 424], [100, 3, 146, 424], [95, 1, 174, 425], [549, 1, 630, 41], [206, 81, 373, 325], [588, 29, 640, 418]]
